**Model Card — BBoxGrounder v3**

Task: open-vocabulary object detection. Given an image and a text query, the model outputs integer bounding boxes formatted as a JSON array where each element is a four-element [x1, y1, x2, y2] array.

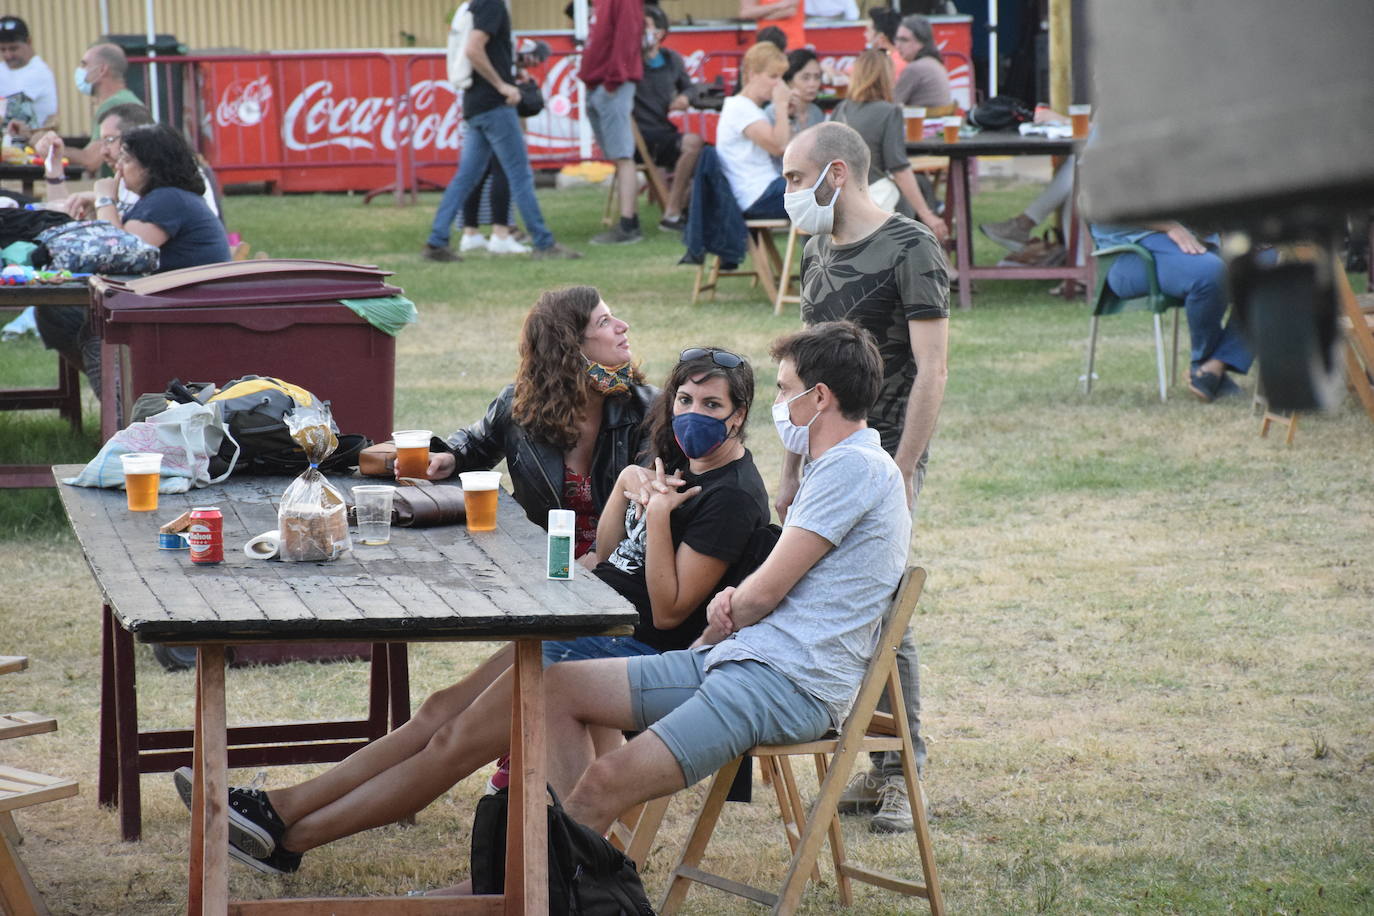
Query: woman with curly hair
[[174, 346, 771, 877], [90, 122, 229, 271], [427, 285, 655, 561]]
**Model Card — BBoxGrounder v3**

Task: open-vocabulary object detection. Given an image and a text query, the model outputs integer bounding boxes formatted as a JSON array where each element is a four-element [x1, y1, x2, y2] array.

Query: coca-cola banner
[[187, 19, 971, 193]]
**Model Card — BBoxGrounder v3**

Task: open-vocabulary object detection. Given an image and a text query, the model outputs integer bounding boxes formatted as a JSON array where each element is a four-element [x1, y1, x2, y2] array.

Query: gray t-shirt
[[832, 99, 909, 186], [705, 428, 910, 725], [894, 55, 952, 108]]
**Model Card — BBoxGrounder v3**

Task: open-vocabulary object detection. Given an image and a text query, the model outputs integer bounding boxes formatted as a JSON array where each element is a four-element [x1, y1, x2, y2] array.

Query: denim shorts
[[626, 649, 831, 787], [586, 82, 636, 160], [542, 634, 658, 667]]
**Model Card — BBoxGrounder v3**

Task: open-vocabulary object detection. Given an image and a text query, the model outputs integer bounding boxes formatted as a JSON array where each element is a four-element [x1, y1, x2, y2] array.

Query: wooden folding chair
[[608, 795, 673, 868], [1338, 268, 1374, 426], [602, 122, 672, 226], [693, 219, 788, 306], [659, 568, 943, 915], [773, 224, 807, 316]]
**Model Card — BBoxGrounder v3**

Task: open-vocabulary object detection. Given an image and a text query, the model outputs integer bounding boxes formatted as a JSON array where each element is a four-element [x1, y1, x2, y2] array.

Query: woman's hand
[[618, 459, 685, 519], [63, 192, 96, 219], [643, 457, 701, 517], [92, 177, 118, 200]]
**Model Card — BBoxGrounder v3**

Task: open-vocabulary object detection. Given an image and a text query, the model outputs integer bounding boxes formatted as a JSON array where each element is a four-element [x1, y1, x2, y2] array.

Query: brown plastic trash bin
[[90, 259, 402, 442]]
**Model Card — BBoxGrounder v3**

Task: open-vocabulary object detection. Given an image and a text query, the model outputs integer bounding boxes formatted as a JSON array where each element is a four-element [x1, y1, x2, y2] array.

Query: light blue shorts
[[626, 648, 831, 787], [586, 82, 636, 160], [542, 634, 657, 667]]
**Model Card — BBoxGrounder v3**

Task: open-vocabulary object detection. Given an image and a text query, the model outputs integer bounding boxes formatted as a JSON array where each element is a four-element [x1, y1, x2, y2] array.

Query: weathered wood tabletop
[[55, 467, 637, 644]]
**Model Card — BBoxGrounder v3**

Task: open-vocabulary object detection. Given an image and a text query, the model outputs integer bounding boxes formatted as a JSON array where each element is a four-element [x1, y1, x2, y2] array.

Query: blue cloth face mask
[[672, 411, 729, 459], [771, 386, 819, 456], [73, 66, 94, 96]]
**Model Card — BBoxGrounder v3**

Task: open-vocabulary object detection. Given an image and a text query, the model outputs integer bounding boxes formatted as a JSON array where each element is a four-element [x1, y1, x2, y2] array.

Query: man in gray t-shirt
[[531, 322, 911, 838]]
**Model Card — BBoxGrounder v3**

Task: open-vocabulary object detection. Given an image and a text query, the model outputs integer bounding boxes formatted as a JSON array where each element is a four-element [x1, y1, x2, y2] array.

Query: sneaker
[[531, 242, 583, 260], [487, 234, 532, 255], [230, 842, 304, 876], [590, 224, 643, 245], [658, 215, 685, 233], [171, 766, 286, 860], [421, 243, 460, 262], [1187, 366, 1223, 403], [459, 233, 488, 253], [998, 237, 1066, 267], [837, 770, 885, 816], [1215, 372, 1244, 399], [979, 216, 1034, 252], [869, 775, 915, 834]]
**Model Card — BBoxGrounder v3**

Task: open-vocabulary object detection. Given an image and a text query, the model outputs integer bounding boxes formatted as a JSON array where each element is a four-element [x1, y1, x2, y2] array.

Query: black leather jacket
[[437, 382, 658, 529]]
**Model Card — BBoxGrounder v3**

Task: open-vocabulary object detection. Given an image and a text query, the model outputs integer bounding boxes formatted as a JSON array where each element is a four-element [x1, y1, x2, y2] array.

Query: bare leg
[[665, 133, 703, 220], [565, 732, 685, 835], [543, 659, 637, 799], [615, 158, 637, 220], [281, 663, 522, 851], [267, 644, 513, 836]]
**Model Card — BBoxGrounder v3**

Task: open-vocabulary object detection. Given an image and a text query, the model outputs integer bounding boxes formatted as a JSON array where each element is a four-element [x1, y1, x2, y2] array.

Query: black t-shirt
[[633, 48, 692, 135], [464, 0, 514, 118], [594, 449, 770, 652]]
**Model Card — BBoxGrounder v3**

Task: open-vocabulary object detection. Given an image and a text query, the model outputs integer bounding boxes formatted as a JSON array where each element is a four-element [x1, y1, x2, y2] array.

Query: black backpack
[[471, 786, 656, 915], [968, 94, 1034, 132]]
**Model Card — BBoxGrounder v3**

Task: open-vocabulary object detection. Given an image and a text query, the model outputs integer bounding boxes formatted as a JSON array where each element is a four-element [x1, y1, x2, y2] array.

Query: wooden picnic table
[[0, 282, 90, 488], [905, 132, 1093, 309], [55, 468, 638, 914], [0, 163, 84, 197]]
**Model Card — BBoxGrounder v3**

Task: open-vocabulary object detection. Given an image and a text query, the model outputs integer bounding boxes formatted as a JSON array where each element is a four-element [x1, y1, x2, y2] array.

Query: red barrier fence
[[130, 18, 972, 197]]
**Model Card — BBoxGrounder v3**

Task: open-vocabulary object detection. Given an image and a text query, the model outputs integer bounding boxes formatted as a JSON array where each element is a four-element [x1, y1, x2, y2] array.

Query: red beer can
[[188, 507, 224, 565]]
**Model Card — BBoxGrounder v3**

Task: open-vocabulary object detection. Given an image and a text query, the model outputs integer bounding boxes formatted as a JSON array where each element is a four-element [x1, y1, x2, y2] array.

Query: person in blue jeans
[[423, 0, 579, 262], [1091, 221, 1252, 402]]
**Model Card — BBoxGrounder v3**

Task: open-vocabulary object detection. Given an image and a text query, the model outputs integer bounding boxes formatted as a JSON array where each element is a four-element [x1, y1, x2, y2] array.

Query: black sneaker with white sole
[[172, 766, 293, 864]]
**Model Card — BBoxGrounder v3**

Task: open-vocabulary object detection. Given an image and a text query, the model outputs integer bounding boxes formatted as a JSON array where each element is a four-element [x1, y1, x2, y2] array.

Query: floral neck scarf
[[584, 358, 634, 396]]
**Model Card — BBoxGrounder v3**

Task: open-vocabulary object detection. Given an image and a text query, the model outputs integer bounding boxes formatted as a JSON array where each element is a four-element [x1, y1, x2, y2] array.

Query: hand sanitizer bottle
[[547, 509, 575, 580]]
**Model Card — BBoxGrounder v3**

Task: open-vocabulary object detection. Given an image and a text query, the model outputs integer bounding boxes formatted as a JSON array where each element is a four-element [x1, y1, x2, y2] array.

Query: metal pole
[[987, 0, 999, 98], [99, 0, 110, 36], [144, 0, 160, 122]]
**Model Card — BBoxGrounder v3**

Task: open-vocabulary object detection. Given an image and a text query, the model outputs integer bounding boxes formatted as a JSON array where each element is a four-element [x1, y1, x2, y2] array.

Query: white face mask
[[74, 65, 94, 95], [771, 386, 819, 456], [783, 160, 839, 236]]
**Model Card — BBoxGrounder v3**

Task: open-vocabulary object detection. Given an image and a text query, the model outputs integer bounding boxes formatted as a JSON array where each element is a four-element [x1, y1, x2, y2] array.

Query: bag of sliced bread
[[278, 403, 350, 562]]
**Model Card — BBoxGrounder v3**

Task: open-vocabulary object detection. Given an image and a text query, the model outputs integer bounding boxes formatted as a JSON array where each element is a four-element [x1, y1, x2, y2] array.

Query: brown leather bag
[[391, 479, 466, 527], [358, 442, 397, 477]]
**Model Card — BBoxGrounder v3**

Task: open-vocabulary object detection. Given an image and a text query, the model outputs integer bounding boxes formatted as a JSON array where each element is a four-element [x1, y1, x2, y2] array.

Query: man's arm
[[739, 0, 800, 19], [698, 525, 832, 644], [774, 450, 803, 522], [466, 28, 520, 106], [892, 317, 948, 507]]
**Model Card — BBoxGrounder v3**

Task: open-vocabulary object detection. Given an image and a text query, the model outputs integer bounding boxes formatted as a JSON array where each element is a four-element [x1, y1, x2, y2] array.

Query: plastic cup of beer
[[459, 471, 502, 532], [120, 452, 162, 512], [942, 115, 962, 143], [1069, 104, 1091, 139], [903, 107, 927, 143], [352, 485, 395, 545], [391, 429, 432, 480]]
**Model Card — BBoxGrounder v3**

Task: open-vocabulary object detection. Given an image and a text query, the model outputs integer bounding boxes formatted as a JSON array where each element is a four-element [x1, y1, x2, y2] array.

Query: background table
[[906, 133, 1092, 310], [0, 163, 84, 197], [56, 469, 637, 914], [0, 283, 90, 488]]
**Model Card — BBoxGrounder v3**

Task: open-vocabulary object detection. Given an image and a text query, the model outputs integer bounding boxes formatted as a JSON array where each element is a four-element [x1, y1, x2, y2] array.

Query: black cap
[[0, 17, 29, 43]]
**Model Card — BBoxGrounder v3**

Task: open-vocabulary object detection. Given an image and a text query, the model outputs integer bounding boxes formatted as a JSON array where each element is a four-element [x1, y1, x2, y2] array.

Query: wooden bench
[[1, 656, 79, 916]]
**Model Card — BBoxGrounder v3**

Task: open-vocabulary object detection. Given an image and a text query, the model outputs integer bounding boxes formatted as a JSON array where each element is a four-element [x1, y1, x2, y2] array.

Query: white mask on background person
[[643, 28, 656, 50], [771, 386, 819, 456], [783, 160, 839, 236], [73, 66, 94, 95]]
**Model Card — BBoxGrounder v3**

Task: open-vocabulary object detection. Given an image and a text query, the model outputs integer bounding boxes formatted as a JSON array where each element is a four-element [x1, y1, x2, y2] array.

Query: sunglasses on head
[[679, 347, 744, 369]]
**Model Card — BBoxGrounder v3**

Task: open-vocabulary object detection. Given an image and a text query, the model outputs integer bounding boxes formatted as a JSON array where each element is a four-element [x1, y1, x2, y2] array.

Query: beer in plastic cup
[[1069, 104, 1091, 139], [459, 471, 502, 532], [942, 115, 961, 143], [120, 452, 162, 511], [903, 107, 927, 142], [352, 485, 395, 545], [391, 429, 432, 480]]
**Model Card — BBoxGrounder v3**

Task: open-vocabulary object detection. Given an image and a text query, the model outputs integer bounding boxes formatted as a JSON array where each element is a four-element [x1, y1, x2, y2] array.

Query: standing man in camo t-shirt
[[777, 121, 950, 834]]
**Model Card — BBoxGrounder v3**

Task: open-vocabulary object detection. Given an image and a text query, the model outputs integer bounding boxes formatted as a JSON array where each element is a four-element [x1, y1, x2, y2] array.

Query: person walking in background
[[583, 0, 647, 245], [424, 0, 579, 262], [779, 121, 949, 834]]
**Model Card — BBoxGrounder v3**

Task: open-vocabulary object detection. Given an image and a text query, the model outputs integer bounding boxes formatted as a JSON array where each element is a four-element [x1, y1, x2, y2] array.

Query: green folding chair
[[1084, 243, 1186, 401]]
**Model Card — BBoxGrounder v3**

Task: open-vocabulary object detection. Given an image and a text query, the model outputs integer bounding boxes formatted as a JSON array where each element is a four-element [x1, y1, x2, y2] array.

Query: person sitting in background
[[66, 42, 141, 174], [766, 48, 826, 135], [91, 123, 229, 272], [892, 14, 952, 109], [739, 0, 804, 51], [717, 41, 792, 220], [1089, 221, 1251, 402], [634, 4, 704, 233], [865, 6, 906, 80], [0, 16, 58, 140], [833, 50, 947, 241]]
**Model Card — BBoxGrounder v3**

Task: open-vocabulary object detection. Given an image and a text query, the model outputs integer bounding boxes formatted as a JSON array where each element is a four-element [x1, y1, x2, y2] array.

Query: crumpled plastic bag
[[277, 403, 350, 562], [64, 401, 239, 493]]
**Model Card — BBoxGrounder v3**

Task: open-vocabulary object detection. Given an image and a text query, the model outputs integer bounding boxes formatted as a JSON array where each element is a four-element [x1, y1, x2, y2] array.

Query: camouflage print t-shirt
[[799, 214, 950, 454]]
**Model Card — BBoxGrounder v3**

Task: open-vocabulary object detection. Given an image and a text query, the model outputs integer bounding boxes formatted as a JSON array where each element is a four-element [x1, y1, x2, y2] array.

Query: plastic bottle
[[547, 509, 575, 580]]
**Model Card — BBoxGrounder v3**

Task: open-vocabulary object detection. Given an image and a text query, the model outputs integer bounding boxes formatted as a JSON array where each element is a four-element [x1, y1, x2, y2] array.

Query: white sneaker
[[837, 770, 885, 815], [487, 234, 532, 255], [459, 233, 488, 252]]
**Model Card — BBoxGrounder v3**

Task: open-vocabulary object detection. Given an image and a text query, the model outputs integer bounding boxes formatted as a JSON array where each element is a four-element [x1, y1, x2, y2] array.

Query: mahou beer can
[[188, 507, 224, 564]]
